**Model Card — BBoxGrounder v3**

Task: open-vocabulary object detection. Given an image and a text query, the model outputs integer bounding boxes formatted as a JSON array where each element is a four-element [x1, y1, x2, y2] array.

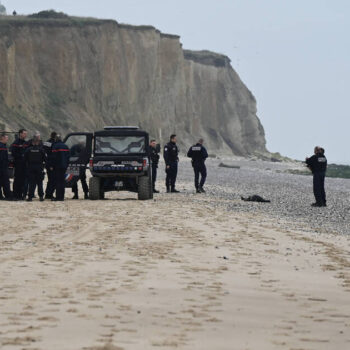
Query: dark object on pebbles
[[241, 195, 271, 203], [218, 163, 240, 169]]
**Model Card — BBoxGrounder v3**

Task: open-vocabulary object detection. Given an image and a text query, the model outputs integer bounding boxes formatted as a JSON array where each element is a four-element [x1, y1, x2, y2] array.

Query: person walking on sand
[[306, 146, 327, 207], [187, 138, 208, 193]]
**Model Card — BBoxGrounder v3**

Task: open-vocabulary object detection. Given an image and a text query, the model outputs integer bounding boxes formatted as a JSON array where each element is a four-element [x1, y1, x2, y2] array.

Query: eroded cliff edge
[[0, 17, 266, 155]]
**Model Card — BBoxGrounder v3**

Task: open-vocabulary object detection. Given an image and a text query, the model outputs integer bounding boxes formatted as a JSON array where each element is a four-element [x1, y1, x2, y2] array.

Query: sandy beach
[[1, 160, 350, 350]]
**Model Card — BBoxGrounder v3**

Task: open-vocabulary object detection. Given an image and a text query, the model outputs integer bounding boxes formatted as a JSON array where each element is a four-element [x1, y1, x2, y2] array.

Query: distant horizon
[[1, 0, 350, 164]]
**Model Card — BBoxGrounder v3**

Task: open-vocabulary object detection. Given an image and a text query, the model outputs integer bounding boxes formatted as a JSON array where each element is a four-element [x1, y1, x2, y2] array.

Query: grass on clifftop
[[287, 164, 350, 179], [0, 10, 113, 28]]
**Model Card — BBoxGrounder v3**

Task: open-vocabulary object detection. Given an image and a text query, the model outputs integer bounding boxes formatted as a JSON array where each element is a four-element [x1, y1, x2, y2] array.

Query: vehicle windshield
[[95, 136, 146, 154]]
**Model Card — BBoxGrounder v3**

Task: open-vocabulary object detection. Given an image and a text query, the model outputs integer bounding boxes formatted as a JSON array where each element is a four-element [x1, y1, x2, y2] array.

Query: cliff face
[[0, 17, 266, 155]]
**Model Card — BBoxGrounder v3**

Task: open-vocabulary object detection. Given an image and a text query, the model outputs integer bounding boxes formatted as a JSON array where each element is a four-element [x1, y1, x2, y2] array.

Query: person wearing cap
[[187, 138, 208, 193], [24, 135, 46, 201], [50, 135, 70, 201]]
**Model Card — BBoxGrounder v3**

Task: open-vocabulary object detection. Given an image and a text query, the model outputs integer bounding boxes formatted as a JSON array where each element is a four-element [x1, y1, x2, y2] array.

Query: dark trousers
[[55, 167, 67, 200], [0, 169, 12, 198], [72, 171, 89, 195], [193, 163, 207, 189], [166, 162, 178, 190], [313, 172, 326, 205], [152, 164, 158, 189], [28, 168, 44, 199], [45, 167, 55, 197], [13, 163, 26, 199]]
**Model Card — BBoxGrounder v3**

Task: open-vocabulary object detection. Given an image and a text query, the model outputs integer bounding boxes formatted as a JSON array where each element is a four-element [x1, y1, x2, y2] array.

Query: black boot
[[84, 193, 89, 199], [72, 193, 79, 200]]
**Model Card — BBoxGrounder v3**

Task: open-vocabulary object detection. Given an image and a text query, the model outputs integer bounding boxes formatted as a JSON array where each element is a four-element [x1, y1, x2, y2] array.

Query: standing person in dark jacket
[[10, 129, 29, 200], [51, 135, 70, 201], [306, 146, 327, 207], [43, 132, 57, 199], [24, 136, 46, 202], [24, 131, 42, 198], [164, 134, 180, 193], [0, 133, 13, 200], [70, 141, 89, 199], [187, 138, 208, 193], [150, 139, 160, 193]]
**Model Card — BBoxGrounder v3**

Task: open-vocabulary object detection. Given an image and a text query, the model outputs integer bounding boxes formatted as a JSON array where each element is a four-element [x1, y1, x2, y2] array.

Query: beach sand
[[0, 182, 350, 350]]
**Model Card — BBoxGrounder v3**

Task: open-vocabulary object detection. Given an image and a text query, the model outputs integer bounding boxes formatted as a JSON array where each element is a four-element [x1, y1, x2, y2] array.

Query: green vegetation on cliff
[[0, 10, 113, 28], [287, 164, 350, 179]]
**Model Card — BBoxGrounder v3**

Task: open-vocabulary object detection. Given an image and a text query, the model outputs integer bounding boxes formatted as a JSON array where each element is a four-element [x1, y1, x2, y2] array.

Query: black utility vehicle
[[64, 126, 153, 200]]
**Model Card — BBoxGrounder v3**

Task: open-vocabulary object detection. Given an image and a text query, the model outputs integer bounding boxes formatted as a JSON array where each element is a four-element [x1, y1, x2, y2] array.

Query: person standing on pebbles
[[306, 146, 327, 207], [187, 138, 208, 193]]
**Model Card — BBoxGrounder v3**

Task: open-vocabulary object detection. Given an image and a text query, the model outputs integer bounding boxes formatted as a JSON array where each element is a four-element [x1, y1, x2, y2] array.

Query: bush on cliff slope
[[28, 10, 68, 19]]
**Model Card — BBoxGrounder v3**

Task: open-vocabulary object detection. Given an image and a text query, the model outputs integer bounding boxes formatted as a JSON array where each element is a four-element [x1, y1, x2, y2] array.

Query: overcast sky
[[2, 0, 350, 163]]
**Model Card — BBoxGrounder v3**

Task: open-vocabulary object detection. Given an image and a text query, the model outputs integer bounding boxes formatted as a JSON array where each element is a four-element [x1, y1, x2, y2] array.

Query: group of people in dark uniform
[[150, 134, 208, 194], [1, 129, 209, 202], [1, 128, 328, 207], [0, 129, 70, 201]]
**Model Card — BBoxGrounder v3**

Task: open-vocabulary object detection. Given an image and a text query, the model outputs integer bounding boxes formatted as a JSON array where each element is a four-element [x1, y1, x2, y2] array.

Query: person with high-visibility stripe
[[10, 129, 29, 200], [50, 134, 70, 201]]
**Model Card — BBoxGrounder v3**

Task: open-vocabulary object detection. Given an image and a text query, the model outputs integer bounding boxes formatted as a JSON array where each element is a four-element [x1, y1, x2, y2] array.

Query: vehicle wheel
[[89, 177, 101, 200], [138, 175, 152, 200], [148, 173, 153, 199]]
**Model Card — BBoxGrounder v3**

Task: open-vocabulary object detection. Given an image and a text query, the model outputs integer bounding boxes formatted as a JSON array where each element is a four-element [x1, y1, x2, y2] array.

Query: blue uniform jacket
[[10, 138, 29, 165], [0, 142, 9, 172], [51, 141, 70, 169], [163, 142, 179, 166], [306, 154, 327, 174], [43, 138, 56, 168], [187, 143, 208, 165]]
